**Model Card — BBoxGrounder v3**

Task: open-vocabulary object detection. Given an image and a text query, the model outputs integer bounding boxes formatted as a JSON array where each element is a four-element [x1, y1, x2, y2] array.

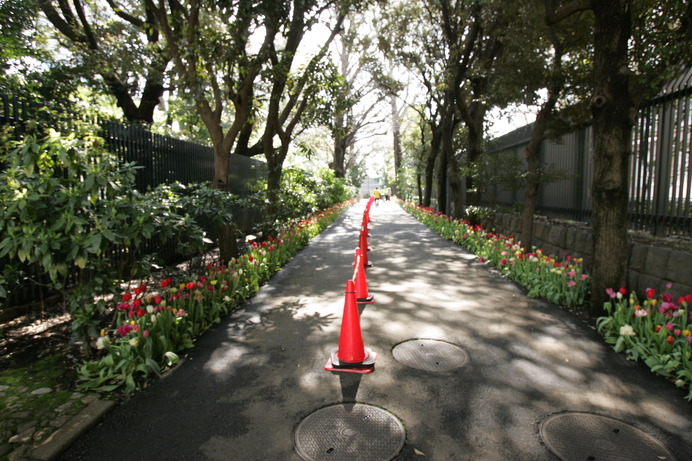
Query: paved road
[[60, 199, 692, 461]]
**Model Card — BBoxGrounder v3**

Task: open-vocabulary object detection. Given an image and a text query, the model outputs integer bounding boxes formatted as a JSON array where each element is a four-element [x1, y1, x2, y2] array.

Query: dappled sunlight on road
[[60, 199, 692, 461]]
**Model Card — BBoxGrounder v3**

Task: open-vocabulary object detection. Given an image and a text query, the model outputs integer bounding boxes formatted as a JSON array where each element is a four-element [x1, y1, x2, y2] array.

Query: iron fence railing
[[480, 69, 692, 238]]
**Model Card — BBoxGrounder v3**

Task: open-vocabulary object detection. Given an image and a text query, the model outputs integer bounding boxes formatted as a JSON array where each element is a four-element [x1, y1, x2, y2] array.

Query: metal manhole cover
[[294, 403, 405, 461], [392, 339, 469, 372], [539, 412, 677, 461]]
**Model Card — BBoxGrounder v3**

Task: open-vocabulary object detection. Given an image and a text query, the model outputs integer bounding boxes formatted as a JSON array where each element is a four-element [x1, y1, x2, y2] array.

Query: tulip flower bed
[[78, 200, 354, 393], [400, 201, 589, 308], [597, 287, 692, 400]]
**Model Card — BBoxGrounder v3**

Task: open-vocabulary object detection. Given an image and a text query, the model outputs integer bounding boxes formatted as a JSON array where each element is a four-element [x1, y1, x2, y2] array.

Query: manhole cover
[[294, 403, 405, 461], [540, 412, 677, 461], [392, 339, 469, 372]]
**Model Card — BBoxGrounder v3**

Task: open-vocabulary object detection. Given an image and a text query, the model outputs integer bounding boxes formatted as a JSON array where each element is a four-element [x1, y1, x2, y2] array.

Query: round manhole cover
[[392, 339, 469, 372], [539, 412, 677, 461], [294, 403, 405, 461]]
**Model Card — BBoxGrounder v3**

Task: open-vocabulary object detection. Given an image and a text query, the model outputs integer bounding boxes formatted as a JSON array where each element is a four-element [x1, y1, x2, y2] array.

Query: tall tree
[[379, 0, 448, 210], [38, 0, 169, 123], [255, 1, 348, 217], [149, 0, 277, 259], [329, 14, 386, 180], [546, 0, 691, 314], [518, 0, 592, 248]]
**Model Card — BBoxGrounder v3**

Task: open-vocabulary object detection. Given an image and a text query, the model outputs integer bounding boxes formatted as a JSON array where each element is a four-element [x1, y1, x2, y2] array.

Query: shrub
[[0, 129, 239, 345]]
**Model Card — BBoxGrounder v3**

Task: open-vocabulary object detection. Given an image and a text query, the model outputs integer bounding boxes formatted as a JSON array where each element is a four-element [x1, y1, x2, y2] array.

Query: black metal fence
[[480, 68, 692, 238], [0, 94, 265, 312], [1, 95, 264, 194]]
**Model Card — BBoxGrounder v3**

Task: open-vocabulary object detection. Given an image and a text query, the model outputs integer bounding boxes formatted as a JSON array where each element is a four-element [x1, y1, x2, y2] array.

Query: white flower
[[619, 325, 636, 336], [164, 351, 179, 365], [129, 336, 140, 347], [96, 336, 110, 350], [223, 295, 232, 302]]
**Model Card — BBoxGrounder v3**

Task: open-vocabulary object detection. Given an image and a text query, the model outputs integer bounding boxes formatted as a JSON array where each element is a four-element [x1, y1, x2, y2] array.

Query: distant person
[[373, 188, 381, 203], [384, 188, 391, 201]]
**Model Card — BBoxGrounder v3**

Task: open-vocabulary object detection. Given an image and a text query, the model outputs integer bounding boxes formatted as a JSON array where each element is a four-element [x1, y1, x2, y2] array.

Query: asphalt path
[[59, 199, 692, 461]]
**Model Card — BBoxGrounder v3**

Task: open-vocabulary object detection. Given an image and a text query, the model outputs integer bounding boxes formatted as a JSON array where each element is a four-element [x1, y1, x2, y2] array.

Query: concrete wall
[[483, 212, 692, 300]]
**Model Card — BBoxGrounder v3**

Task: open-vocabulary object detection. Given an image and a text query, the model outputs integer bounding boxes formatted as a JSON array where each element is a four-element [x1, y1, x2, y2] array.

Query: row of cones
[[324, 198, 377, 374]]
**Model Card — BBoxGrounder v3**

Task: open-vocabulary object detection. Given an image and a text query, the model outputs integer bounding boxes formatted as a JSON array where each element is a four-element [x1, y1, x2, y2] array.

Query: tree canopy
[[2, 0, 690, 309]]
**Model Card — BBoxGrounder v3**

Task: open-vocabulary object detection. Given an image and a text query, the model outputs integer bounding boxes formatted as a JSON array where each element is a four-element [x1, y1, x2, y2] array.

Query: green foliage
[[597, 288, 692, 401], [0, 0, 38, 62], [468, 150, 525, 198], [0, 129, 135, 282], [245, 167, 355, 236], [0, 129, 240, 345]]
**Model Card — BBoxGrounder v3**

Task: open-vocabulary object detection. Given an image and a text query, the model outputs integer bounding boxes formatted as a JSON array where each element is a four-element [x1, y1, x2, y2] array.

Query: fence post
[[652, 100, 674, 236]]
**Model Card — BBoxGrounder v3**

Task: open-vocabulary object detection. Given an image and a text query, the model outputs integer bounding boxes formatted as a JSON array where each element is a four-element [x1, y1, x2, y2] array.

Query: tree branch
[[38, 0, 85, 43], [545, 0, 592, 25], [104, 0, 145, 27]]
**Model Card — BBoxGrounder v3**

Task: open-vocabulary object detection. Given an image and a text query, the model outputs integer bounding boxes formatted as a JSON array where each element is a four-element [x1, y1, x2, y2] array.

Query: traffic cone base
[[325, 348, 377, 374], [357, 293, 374, 304]]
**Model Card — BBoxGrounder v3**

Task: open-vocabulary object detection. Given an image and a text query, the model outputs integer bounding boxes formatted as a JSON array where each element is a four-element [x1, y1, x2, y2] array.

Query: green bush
[[244, 167, 355, 237], [0, 129, 237, 345]]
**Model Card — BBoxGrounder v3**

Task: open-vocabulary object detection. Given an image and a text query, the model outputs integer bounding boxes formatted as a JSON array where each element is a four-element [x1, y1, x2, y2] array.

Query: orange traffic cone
[[359, 230, 372, 268], [354, 247, 374, 303], [324, 280, 376, 374]]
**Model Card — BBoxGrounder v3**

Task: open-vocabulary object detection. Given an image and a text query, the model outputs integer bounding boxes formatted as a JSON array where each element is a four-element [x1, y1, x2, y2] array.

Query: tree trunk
[[589, 0, 633, 316], [416, 173, 423, 204], [423, 127, 441, 207], [521, 151, 540, 249], [463, 104, 485, 208], [390, 94, 402, 195], [266, 158, 283, 220], [441, 92, 464, 218], [102, 73, 164, 124], [522, 11, 565, 249], [211, 143, 239, 262], [437, 142, 448, 214], [521, 99, 559, 247], [332, 137, 346, 178]]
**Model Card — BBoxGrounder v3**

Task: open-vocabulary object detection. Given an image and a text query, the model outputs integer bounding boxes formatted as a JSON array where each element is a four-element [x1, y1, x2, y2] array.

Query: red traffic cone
[[366, 196, 375, 210], [324, 280, 376, 374], [354, 247, 374, 303], [359, 230, 373, 268]]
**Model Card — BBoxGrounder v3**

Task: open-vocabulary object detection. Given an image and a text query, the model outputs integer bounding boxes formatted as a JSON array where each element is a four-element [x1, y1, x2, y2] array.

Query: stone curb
[[29, 400, 116, 461]]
